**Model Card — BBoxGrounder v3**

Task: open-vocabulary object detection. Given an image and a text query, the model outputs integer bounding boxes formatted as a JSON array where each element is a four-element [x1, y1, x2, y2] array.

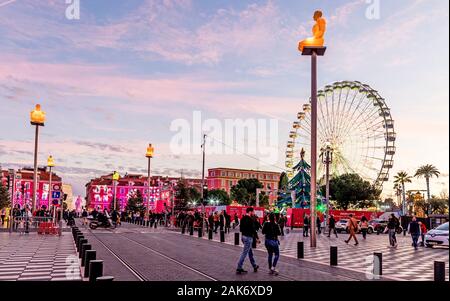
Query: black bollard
[[182, 226, 185, 234], [208, 230, 213, 240], [96, 276, 114, 281], [76, 236, 85, 252], [89, 260, 103, 282], [78, 239, 88, 257], [198, 227, 203, 238], [189, 226, 194, 236], [297, 242, 304, 259], [434, 261, 445, 282], [373, 253, 382, 278], [84, 250, 96, 278], [330, 246, 338, 266], [81, 244, 92, 266], [220, 231, 225, 243], [234, 233, 240, 245]]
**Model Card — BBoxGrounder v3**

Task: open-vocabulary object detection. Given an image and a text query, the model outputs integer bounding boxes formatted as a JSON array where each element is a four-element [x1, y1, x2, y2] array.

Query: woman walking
[[360, 216, 369, 240], [345, 214, 359, 246], [262, 213, 281, 275]]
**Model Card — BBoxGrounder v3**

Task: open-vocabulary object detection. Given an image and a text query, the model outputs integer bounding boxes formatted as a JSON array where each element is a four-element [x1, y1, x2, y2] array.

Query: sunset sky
[[0, 0, 448, 198]]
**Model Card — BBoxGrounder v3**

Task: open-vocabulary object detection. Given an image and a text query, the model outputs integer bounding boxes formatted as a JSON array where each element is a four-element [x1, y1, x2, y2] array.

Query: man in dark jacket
[[408, 216, 421, 250], [303, 215, 310, 237], [236, 207, 259, 274], [387, 214, 399, 248], [327, 215, 338, 238]]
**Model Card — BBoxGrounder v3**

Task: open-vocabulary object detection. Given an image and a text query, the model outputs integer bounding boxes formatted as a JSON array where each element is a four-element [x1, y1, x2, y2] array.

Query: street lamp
[[47, 155, 55, 222], [30, 104, 46, 212], [320, 141, 333, 232], [112, 171, 120, 211], [146, 144, 154, 217]]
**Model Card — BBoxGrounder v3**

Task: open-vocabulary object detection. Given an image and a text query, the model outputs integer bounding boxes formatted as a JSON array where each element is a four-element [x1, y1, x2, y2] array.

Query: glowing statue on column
[[298, 10, 327, 53]]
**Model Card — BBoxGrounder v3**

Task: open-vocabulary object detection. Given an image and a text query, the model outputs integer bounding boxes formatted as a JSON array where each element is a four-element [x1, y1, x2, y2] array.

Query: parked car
[[425, 222, 449, 248], [336, 219, 374, 234], [369, 218, 403, 234]]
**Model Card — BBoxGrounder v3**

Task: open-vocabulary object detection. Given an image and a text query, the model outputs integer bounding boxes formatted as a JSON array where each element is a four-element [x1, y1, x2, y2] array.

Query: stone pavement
[[184, 227, 449, 281], [0, 232, 81, 281]]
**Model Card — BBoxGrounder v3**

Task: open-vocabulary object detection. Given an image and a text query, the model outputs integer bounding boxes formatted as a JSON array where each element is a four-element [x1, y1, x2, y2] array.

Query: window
[[259, 174, 263, 179], [229, 180, 233, 187], [221, 171, 226, 177], [236, 173, 241, 178], [243, 173, 249, 178], [210, 171, 215, 177], [228, 172, 234, 177]]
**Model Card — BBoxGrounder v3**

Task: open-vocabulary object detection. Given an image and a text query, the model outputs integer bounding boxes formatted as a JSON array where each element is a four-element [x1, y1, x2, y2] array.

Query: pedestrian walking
[[219, 211, 225, 232], [360, 216, 369, 240], [262, 213, 281, 276], [213, 212, 220, 233], [408, 216, 421, 250], [233, 213, 239, 229], [1, 207, 6, 225], [81, 208, 88, 225], [386, 214, 399, 248], [303, 214, 310, 237], [345, 214, 359, 245], [225, 211, 231, 233], [327, 215, 338, 238], [316, 216, 321, 235], [236, 207, 259, 274], [419, 221, 427, 247], [278, 214, 285, 236]]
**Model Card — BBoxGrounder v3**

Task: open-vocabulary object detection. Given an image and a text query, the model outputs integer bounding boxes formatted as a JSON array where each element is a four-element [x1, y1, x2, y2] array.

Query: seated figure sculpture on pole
[[298, 10, 327, 53]]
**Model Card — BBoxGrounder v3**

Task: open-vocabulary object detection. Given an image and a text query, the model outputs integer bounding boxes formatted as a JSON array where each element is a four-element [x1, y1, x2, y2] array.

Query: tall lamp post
[[112, 171, 120, 211], [47, 155, 55, 222], [30, 104, 46, 212], [320, 142, 333, 233], [298, 10, 327, 248], [146, 144, 154, 217]]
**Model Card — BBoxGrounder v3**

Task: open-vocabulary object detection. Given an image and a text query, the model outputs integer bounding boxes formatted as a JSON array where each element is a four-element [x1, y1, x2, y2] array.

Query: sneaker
[[253, 265, 259, 273], [345, 240, 349, 244], [236, 268, 248, 274], [271, 268, 279, 276], [355, 242, 359, 246]]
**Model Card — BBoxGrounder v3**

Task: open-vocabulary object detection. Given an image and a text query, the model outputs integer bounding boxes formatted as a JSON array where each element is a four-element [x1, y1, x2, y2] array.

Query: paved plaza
[[184, 226, 449, 281], [0, 232, 81, 281]]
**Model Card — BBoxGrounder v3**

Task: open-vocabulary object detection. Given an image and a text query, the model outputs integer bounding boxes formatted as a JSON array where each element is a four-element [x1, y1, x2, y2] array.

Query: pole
[[201, 134, 206, 213], [325, 151, 330, 232], [9, 170, 15, 233], [147, 157, 151, 216], [113, 180, 117, 211], [49, 166, 55, 223], [32, 125, 39, 212], [310, 50, 318, 248]]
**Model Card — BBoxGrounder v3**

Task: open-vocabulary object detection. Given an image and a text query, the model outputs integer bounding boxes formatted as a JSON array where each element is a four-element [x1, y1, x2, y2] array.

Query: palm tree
[[393, 183, 402, 206], [394, 171, 413, 214], [415, 165, 440, 201]]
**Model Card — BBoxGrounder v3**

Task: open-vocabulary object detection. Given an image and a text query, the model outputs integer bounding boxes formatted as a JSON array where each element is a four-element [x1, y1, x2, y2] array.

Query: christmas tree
[[278, 148, 323, 209]]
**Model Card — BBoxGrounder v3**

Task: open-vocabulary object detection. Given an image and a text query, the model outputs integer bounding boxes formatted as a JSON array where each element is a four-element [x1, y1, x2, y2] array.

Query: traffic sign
[[52, 191, 61, 199]]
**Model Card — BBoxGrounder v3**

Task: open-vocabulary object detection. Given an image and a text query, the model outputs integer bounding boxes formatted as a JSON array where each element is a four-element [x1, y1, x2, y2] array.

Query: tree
[[328, 173, 380, 210], [207, 189, 230, 205], [415, 165, 440, 201], [429, 198, 449, 214], [230, 178, 263, 206], [126, 189, 146, 213], [394, 171, 413, 214], [174, 179, 200, 209], [413, 199, 428, 216], [0, 182, 10, 210], [278, 172, 289, 191]]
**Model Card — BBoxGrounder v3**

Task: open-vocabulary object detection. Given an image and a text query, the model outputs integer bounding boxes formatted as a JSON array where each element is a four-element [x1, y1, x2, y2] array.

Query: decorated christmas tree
[[278, 148, 323, 209]]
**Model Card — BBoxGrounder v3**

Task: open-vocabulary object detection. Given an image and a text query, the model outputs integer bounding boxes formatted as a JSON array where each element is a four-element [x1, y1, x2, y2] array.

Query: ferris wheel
[[285, 81, 396, 191]]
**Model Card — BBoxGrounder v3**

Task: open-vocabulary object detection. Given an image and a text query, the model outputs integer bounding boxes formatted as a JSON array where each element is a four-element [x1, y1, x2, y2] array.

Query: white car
[[425, 222, 449, 248], [335, 219, 349, 233]]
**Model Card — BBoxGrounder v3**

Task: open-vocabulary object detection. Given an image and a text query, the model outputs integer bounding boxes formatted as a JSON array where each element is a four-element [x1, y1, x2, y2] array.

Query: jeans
[[237, 236, 257, 270], [411, 233, 420, 249], [265, 239, 280, 269], [361, 228, 368, 239], [388, 229, 397, 246], [303, 226, 309, 237], [328, 227, 338, 237]]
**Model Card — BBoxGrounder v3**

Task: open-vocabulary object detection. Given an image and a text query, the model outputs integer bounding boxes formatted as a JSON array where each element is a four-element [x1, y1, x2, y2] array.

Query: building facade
[[0, 167, 63, 210], [207, 167, 281, 195], [85, 173, 202, 212]]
